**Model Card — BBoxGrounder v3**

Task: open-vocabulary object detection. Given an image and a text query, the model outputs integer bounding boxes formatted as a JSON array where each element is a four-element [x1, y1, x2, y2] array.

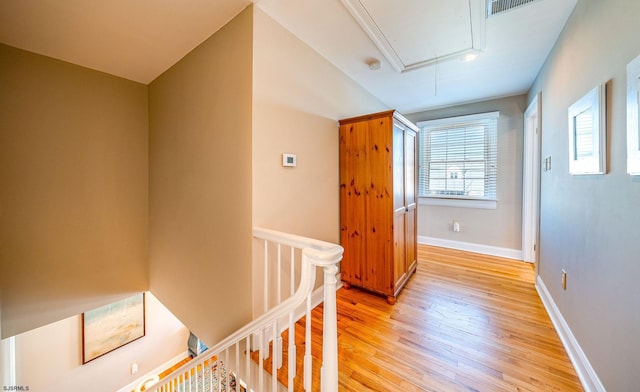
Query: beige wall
[[252, 7, 387, 241], [149, 6, 254, 346], [0, 44, 149, 338], [251, 8, 387, 315], [13, 292, 188, 392], [405, 95, 526, 253], [528, 0, 640, 389]]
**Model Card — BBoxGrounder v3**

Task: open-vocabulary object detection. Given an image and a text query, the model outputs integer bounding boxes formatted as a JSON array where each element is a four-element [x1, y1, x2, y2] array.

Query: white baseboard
[[117, 351, 189, 392], [535, 276, 605, 392], [418, 235, 523, 260]]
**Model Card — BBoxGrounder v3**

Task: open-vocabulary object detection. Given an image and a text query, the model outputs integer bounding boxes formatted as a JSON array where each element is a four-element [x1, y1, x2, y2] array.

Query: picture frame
[[627, 54, 640, 175], [567, 83, 606, 175], [82, 293, 145, 364]]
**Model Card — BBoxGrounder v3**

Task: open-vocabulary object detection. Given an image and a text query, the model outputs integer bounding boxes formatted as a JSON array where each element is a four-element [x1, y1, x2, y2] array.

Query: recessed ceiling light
[[463, 53, 478, 62], [366, 58, 381, 70]]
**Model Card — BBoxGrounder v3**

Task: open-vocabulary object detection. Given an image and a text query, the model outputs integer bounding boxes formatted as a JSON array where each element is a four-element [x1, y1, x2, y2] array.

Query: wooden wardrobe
[[339, 110, 418, 304]]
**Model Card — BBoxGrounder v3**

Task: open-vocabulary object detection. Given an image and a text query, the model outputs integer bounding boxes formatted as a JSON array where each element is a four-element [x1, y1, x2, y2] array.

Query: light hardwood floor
[[158, 244, 583, 390], [263, 244, 583, 391]]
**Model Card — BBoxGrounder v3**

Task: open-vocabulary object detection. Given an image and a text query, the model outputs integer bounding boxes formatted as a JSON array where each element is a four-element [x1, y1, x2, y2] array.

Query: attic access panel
[[341, 0, 486, 72]]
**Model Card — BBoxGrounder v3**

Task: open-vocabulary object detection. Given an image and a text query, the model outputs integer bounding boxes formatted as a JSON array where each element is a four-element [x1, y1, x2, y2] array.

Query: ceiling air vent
[[487, 0, 539, 17]]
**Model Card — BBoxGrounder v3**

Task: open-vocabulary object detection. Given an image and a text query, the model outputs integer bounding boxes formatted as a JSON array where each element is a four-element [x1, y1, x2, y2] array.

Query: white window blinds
[[573, 108, 594, 160], [417, 112, 499, 200]]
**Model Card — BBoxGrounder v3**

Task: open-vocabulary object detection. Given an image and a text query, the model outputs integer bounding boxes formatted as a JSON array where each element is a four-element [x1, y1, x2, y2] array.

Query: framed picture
[[627, 54, 640, 175], [567, 83, 607, 175], [82, 293, 145, 363]]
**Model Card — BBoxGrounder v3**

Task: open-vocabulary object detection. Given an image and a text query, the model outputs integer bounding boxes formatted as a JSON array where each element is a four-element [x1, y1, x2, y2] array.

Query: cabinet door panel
[[339, 121, 368, 286], [394, 211, 407, 289], [405, 206, 417, 272], [405, 130, 416, 208], [366, 117, 393, 292], [393, 123, 405, 211], [405, 129, 418, 273]]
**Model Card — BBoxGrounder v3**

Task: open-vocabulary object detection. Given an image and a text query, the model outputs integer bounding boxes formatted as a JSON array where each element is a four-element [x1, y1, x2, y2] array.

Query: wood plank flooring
[[264, 244, 583, 391]]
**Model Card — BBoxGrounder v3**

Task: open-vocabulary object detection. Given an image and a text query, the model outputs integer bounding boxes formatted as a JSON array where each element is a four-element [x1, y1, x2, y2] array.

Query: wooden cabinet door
[[366, 116, 393, 292], [339, 120, 369, 287], [393, 123, 407, 289], [404, 129, 417, 271]]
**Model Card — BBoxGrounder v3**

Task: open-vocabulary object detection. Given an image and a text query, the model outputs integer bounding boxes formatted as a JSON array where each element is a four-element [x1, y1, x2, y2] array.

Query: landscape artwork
[[82, 293, 145, 363]]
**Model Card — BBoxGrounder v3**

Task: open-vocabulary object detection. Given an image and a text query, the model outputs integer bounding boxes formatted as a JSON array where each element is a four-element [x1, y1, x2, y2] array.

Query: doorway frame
[[522, 93, 541, 266]]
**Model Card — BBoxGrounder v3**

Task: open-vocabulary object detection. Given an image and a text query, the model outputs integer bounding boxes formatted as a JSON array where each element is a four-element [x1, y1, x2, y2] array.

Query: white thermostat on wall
[[282, 153, 297, 167]]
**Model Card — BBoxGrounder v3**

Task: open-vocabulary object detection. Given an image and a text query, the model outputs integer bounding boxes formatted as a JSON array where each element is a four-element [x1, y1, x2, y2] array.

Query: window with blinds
[[567, 83, 606, 175], [417, 112, 499, 200]]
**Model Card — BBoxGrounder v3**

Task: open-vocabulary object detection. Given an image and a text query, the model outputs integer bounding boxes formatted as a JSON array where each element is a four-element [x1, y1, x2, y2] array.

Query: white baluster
[[245, 336, 251, 391], [273, 320, 282, 370], [211, 360, 214, 392], [272, 321, 278, 391], [259, 329, 264, 392], [216, 356, 221, 392], [288, 311, 296, 391], [264, 240, 271, 361], [321, 264, 339, 392], [195, 361, 200, 392], [235, 342, 240, 390], [304, 293, 312, 391], [225, 348, 230, 391], [264, 239, 269, 314], [277, 243, 282, 305], [290, 247, 295, 297]]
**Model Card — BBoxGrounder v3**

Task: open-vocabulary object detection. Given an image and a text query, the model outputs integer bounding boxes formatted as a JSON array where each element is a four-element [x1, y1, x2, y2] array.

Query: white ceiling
[[340, 0, 487, 72], [257, 0, 578, 113], [0, 0, 577, 113]]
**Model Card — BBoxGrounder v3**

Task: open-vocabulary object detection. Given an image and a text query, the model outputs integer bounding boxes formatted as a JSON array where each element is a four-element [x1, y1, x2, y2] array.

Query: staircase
[[146, 228, 343, 392]]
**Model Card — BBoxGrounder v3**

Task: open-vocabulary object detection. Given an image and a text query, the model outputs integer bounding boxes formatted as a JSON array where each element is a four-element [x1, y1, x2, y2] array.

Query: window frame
[[627, 55, 640, 175], [417, 111, 499, 209], [567, 83, 606, 175]]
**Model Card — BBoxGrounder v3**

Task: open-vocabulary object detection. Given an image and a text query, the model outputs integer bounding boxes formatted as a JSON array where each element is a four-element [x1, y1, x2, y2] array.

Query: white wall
[[405, 96, 526, 257], [11, 292, 188, 392], [528, 0, 640, 389], [251, 7, 387, 315]]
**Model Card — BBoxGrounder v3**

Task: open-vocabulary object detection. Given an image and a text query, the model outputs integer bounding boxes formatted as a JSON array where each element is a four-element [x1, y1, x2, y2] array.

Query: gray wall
[[0, 44, 149, 338], [528, 0, 640, 389], [406, 95, 526, 253], [149, 6, 253, 346]]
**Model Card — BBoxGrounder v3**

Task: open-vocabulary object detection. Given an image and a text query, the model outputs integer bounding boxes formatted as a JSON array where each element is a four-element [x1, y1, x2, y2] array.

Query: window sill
[[419, 197, 497, 210]]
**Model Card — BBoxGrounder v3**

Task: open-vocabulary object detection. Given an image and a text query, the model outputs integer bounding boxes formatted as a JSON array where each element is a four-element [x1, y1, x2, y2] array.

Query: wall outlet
[[561, 269, 567, 290], [131, 362, 138, 375], [544, 156, 552, 171], [453, 220, 460, 232]]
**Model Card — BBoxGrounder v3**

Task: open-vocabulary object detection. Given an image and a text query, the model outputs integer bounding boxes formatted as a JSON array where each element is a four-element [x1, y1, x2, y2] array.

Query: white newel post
[[321, 264, 339, 392]]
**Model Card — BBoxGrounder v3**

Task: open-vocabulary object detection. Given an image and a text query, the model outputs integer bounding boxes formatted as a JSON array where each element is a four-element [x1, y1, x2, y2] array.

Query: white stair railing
[[147, 227, 343, 392]]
